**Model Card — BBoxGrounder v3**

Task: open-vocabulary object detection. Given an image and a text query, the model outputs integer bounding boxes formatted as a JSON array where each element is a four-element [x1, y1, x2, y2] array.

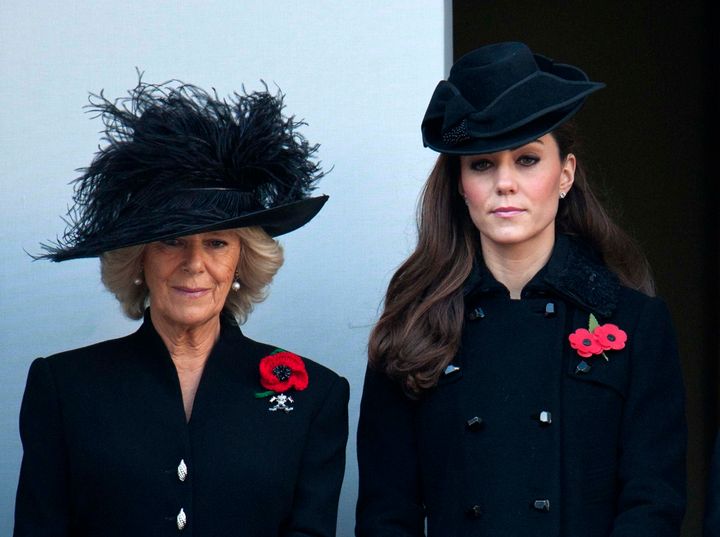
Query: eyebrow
[[507, 139, 544, 152], [515, 139, 544, 150]]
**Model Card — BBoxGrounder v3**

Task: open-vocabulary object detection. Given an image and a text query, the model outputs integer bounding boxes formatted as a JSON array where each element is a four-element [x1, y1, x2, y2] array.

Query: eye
[[517, 155, 539, 166], [468, 158, 492, 172], [160, 238, 181, 247], [207, 239, 228, 249]]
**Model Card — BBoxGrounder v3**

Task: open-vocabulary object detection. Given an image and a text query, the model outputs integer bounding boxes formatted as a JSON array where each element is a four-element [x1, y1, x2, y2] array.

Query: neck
[[481, 232, 555, 299], [152, 315, 221, 370]]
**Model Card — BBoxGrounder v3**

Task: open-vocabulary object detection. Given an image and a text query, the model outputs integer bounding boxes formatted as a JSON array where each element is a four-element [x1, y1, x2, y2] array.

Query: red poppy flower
[[593, 324, 627, 351], [568, 328, 603, 358], [259, 351, 309, 392]]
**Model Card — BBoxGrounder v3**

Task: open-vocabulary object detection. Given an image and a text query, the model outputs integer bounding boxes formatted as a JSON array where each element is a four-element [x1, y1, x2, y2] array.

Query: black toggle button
[[467, 306, 485, 321], [443, 364, 460, 376], [466, 416, 484, 431], [532, 499, 551, 512], [466, 505, 483, 518], [544, 302, 556, 317], [536, 410, 552, 425], [575, 361, 592, 374]]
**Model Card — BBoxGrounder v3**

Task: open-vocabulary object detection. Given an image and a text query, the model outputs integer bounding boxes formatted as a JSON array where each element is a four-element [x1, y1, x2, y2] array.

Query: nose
[[182, 241, 205, 274], [494, 164, 518, 195]]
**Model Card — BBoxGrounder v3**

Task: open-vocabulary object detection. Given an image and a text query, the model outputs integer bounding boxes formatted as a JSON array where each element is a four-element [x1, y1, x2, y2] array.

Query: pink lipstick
[[492, 207, 525, 218]]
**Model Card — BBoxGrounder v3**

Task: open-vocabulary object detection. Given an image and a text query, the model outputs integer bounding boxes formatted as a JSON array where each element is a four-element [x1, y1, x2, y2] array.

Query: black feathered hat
[[421, 42, 604, 154], [39, 78, 328, 261]]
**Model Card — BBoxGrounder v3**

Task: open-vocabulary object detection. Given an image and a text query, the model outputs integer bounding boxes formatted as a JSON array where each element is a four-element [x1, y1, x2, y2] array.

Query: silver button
[[177, 459, 188, 482], [533, 499, 551, 511], [177, 508, 187, 530], [539, 411, 552, 424]]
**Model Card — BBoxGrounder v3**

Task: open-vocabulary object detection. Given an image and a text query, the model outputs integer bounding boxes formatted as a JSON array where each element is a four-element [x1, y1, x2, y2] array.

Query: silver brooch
[[268, 393, 294, 413]]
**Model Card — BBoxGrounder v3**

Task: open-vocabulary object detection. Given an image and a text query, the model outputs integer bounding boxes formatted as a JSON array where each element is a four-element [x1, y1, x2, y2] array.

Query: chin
[[482, 230, 534, 247], [479, 221, 555, 250], [162, 307, 220, 330]]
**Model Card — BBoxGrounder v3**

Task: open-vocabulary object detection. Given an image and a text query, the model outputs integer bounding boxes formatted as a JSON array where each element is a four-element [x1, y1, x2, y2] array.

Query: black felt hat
[[39, 79, 328, 261], [421, 42, 604, 154]]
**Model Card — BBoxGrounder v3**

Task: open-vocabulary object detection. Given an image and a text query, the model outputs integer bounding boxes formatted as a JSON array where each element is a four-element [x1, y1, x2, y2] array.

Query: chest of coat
[[414, 296, 629, 533], [419, 296, 569, 429], [54, 351, 316, 532]]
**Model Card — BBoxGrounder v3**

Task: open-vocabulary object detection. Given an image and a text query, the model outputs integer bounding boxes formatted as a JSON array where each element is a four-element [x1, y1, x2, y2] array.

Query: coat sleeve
[[704, 428, 720, 537], [284, 374, 350, 537], [355, 366, 425, 537], [14, 357, 71, 537], [611, 298, 687, 536]]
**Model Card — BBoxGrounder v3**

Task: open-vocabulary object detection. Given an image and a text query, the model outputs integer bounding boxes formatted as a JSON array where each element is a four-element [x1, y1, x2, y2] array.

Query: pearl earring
[[134, 263, 144, 286], [231, 272, 241, 292]]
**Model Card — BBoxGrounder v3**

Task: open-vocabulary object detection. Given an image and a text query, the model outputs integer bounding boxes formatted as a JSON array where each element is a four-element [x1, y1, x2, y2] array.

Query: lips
[[172, 286, 211, 298], [491, 206, 525, 217]]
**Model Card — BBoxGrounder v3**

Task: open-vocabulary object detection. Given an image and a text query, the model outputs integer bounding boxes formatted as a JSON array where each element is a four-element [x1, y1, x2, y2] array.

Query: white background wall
[[0, 1, 449, 534]]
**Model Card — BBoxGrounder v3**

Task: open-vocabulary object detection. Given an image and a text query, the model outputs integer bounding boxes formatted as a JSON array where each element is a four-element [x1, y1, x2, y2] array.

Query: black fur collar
[[464, 234, 620, 318]]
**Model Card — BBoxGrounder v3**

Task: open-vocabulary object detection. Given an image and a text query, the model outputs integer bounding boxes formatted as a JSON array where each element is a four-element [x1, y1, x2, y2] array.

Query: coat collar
[[464, 234, 620, 317], [129, 309, 268, 425], [135, 309, 243, 352]]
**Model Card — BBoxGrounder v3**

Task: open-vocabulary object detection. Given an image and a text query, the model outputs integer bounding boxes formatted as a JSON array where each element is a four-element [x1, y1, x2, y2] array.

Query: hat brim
[[423, 97, 592, 155], [43, 195, 328, 261]]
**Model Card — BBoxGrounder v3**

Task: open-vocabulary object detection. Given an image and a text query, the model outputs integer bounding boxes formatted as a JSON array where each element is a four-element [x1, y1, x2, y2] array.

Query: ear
[[560, 153, 576, 194]]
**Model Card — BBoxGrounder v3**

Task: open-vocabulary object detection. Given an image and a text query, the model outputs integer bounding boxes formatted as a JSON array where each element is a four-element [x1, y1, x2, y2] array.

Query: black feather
[[38, 75, 326, 261]]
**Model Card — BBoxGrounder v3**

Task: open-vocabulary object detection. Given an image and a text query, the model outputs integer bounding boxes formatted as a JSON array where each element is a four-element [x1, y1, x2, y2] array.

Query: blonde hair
[[100, 226, 284, 325]]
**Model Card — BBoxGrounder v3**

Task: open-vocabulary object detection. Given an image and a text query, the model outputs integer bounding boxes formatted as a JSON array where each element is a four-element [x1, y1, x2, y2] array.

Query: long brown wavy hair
[[368, 121, 654, 395]]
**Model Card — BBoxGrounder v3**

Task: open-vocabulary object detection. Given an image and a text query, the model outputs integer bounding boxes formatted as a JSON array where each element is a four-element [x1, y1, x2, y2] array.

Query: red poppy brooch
[[569, 313, 627, 374], [255, 349, 309, 412]]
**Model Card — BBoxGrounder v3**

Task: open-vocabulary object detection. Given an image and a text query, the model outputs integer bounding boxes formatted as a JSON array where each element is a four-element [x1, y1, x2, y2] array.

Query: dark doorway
[[452, 1, 719, 535]]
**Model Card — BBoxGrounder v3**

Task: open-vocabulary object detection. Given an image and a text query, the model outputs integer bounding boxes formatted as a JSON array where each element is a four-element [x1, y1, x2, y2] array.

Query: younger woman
[[356, 42, 686, 537]]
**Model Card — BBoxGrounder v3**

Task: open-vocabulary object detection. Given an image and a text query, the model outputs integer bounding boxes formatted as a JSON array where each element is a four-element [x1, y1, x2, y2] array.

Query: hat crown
[[421, 41, 604, 154], [449, 42, 539, 109]]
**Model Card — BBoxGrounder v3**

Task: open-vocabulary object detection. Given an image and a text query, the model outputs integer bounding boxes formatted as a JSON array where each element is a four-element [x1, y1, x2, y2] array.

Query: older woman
[[15, 80, 348, 536], [356, 42, 686, 536]]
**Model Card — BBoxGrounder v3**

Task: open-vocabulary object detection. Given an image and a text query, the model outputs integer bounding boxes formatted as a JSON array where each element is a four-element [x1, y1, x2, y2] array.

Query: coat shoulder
[[33, 331, 139, 374], [612, 285, 674, 324]]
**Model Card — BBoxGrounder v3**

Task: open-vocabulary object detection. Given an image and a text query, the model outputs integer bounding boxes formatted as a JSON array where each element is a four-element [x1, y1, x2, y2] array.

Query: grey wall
[[0, 2, 447, 534]]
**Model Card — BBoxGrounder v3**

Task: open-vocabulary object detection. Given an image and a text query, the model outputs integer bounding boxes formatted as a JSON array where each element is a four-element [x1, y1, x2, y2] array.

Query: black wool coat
[[356, 234, 686, 537], [14, 312, 349, 537], [705, 429, 720, 537]]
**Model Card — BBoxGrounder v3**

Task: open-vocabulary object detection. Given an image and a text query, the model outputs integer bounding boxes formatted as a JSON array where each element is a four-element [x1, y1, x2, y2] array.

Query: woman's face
[[142, 230, 241, 333], [459, 134, 575, 254]]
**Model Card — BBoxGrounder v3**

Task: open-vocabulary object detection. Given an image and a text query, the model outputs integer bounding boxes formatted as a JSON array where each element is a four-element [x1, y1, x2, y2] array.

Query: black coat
[[356, 235, 686, 537], [14, 312, 349, 537], [705, 429, 720, 537]]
